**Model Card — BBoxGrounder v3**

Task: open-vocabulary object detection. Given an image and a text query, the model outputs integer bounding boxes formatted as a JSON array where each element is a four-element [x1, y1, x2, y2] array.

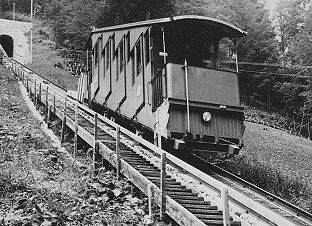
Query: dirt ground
[[0, 66, 168, 225]]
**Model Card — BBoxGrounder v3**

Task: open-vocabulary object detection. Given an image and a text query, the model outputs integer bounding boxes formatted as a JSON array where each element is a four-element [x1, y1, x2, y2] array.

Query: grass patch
[[28, 43, 78, 91], [221, 156, 312, 212], [0, 12, 32, 22], [27, 20, 78, 91]]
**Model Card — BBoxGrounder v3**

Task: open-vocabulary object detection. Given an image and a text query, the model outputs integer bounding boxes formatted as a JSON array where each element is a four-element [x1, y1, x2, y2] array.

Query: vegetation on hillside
[[222, 155, 312, 212], [0, 66, 167, 225]]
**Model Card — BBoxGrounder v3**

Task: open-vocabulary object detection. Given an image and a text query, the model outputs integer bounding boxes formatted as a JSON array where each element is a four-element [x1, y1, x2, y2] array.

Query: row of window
[[93, 29, 151, 87]]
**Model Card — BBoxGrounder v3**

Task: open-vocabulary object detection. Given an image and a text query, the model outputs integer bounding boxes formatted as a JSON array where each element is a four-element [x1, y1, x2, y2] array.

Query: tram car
[[82, 15, 246, 154]]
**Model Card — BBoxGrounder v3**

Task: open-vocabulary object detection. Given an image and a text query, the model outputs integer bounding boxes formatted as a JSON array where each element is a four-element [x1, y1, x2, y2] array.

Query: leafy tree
[[289, 2, 312, 65], [174, 0, 278, 63], [273, 1, 312, 136], [43, 0, 175, 49], [95, 0, 175, 27], [44, 0, 102, 49], [275, 0, 304, 53], [227, 0, 278, 63], [44, 0, 71, 48]]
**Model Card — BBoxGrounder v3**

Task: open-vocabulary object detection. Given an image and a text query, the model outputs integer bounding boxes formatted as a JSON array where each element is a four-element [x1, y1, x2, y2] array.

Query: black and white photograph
[[0, 0, 312, 225]]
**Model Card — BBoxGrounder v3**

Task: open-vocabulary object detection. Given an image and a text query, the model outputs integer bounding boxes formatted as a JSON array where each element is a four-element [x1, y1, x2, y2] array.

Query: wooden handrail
[[9, 57, 305, 226]]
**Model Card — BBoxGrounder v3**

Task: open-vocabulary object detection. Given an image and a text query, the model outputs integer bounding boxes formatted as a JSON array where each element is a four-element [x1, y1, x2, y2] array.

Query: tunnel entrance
[[0, 35, 13, 57]]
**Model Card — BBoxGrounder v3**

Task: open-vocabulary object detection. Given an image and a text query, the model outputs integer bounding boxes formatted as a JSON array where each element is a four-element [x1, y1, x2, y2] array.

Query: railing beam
[[61, 97, 67, 143], [93, 113, 98, 175], [160, 152, 166, 220], [34, 79, 37, 107], [148, 184, 154, 223], [39, 83, 42, 104], [47, 105, 51, 128], [222, 187, 230, 226], [74, 102, 78, 158], [53, 92, 56, 114], [45, 86, 49, 122], [116, 126, 121, 179]]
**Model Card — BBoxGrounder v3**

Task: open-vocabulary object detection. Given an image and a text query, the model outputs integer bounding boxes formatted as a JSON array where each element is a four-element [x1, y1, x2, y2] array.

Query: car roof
[[85, 15, 247, 50]]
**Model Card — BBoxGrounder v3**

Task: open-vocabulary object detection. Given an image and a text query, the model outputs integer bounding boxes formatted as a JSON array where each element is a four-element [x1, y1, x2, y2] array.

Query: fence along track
[[8, 58, 312, 226], [9, 59, 238, 226]]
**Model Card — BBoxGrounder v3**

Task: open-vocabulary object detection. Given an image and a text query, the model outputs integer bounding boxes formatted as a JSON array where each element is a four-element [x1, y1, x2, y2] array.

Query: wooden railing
[[8, 57, 312, 226]]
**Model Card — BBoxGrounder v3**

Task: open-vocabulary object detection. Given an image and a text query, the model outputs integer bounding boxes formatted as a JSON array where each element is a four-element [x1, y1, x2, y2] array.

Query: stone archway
[[0, 19, 33, 64], [0, 35, 14, 57]]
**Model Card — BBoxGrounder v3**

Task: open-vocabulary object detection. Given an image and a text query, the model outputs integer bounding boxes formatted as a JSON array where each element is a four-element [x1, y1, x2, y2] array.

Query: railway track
[[173, 153, 312, 226], [7, 58, 312, 226]]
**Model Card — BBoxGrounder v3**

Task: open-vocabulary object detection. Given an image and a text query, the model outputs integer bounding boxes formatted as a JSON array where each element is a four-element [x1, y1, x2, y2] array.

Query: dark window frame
[[111, 33, 115, 62], [119, 38, 124, 74], [144, 30, 150, 65], [116, 37, 125, 82], [115, 45, 119, 82], [131, 50, 135, 86], [95, 40, 99, 66], [105, 40, 110, 71], [126, 32, 130, 63], [135, 37, 142, 77], [99, 35, 103, 59]]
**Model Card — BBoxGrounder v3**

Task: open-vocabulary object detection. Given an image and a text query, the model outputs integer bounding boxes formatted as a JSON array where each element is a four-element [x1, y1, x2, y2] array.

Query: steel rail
[[7, 57, 312, 226], [189, 153, 312, 225], [68, 97, 312, 226]]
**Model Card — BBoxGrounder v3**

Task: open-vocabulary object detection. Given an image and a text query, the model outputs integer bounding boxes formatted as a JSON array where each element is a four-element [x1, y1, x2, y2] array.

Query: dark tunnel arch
[[0, 35, 14, 57]]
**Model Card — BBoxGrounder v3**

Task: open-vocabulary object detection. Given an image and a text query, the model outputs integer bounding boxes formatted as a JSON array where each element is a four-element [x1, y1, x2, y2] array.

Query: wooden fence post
[[45, 86, 49, 123], [47, 105, 52, 128], [116, 126, 121, 179], [221, 187, 230, 226], [61, 97, 67, 143], [53, 92, 56, 114], [94, 141, 99, 175], [74, 102, 78, 158], [88, 84, 92, 109], [160, 152, 166, 220], [148, 184, 154, 223], [22, 70, 24, 85], [94, 113, 98, 140], [26, 74, 29, 92], [34, 79, 37, 106], [93, 113, 98, 175], [39, 83, 42, 104]]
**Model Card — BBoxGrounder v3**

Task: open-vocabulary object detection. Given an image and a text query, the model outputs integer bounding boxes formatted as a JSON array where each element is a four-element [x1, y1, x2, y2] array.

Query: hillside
[[242, 122, 312, 183], [27, 20, 78, 91], [0, 65, 168, 225], [221, 121, 312, 212], [24, 17, 312, 214]]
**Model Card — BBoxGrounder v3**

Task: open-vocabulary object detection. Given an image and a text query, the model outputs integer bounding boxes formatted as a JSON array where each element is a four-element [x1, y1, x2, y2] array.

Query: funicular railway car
[[83, 15, 247, 154]]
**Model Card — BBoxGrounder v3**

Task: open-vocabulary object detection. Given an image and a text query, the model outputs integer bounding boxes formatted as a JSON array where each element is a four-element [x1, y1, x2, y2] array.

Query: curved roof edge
[[92, 15, 247, 37], [85, 15, 247, 50]]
